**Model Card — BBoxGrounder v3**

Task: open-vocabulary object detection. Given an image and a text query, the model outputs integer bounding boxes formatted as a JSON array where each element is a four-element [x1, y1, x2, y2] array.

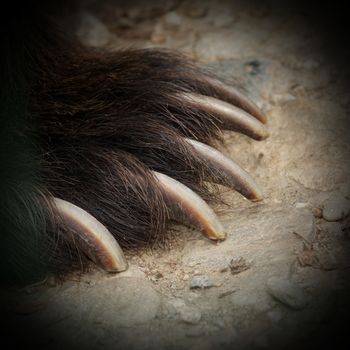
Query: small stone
[[180, 306, 202, 324], [190, 275, 213, 289], [295, 202, 308, 209], [163, 11, 182, 30], [323, 192, 350, 221], [312, 207, 323, 218], [77, 12, 111, 48], [267, 277, 308, 310]]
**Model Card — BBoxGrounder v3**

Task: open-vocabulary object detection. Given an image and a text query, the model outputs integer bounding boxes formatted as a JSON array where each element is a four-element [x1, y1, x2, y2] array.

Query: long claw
[[53, 198, 128, 272], [153, 171, 226, 240], [205, 78, 268, 124], [180, 93, 269, 140], [185, 138, 263, 201]]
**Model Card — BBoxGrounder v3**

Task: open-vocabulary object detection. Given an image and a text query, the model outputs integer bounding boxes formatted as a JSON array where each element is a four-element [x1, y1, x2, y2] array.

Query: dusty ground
[[5, 1, 350, 349]]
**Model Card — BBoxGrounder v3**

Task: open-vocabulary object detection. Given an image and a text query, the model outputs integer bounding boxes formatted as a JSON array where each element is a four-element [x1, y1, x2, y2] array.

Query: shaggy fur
[[0, 2, 254, 284]]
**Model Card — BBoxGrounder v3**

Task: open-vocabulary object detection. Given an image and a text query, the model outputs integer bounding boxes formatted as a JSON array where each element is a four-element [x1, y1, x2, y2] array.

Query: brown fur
[[1, 2, 244, 281]]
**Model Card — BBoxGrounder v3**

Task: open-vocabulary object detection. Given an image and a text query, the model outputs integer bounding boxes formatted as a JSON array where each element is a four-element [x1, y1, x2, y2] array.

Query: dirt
[[4, 1, 350, 349]]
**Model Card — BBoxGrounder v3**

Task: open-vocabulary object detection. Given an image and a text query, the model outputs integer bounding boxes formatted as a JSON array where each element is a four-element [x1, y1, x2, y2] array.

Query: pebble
[[312, 207, 323, 218], [163, 11, 182, 30], [295, 202, 308, 209], [323, 192, 350, 221], [190, 275, 213, 289], [76, 12, 111, 48], [180, 306, 202, 324], [266, 277, 308, 310]]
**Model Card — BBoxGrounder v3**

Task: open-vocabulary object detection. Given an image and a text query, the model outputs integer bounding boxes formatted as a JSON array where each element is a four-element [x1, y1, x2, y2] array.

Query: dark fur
[[1, 2, 240, 284]]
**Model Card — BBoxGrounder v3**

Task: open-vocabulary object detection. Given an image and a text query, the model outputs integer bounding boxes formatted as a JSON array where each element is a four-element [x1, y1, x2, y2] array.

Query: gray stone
[[323, 192, 350, 221], [267, 277, 308, 310], [76, 12, 111, 47], [295, 202, 309, 209], [180, 306, 202, 324], [190, 275, 213, 289], [163, 11, 182, 30]]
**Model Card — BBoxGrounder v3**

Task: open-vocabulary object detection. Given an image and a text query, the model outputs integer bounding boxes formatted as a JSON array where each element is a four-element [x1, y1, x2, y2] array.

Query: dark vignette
[[1, 0, 349, 349]]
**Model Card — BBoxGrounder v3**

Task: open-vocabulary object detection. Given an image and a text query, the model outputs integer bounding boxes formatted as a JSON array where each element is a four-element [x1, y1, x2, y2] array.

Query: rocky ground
[[5, 1, 350, 349]]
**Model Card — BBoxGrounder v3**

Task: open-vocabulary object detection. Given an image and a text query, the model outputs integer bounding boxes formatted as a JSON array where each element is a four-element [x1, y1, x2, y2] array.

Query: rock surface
[[322, 191, 350, 222]]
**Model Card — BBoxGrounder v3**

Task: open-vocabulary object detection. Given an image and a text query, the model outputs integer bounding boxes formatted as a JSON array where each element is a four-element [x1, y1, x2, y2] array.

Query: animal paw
[[35, 49, 269, 273]]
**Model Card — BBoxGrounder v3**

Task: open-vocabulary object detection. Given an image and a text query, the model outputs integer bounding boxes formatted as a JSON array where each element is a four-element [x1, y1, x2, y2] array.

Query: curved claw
[[185, 138, 263, 201], [53, 198, 128, 272], [153, 171, 226, 240], [180, 93, 269, 140], [205, 78, 268, 124]]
